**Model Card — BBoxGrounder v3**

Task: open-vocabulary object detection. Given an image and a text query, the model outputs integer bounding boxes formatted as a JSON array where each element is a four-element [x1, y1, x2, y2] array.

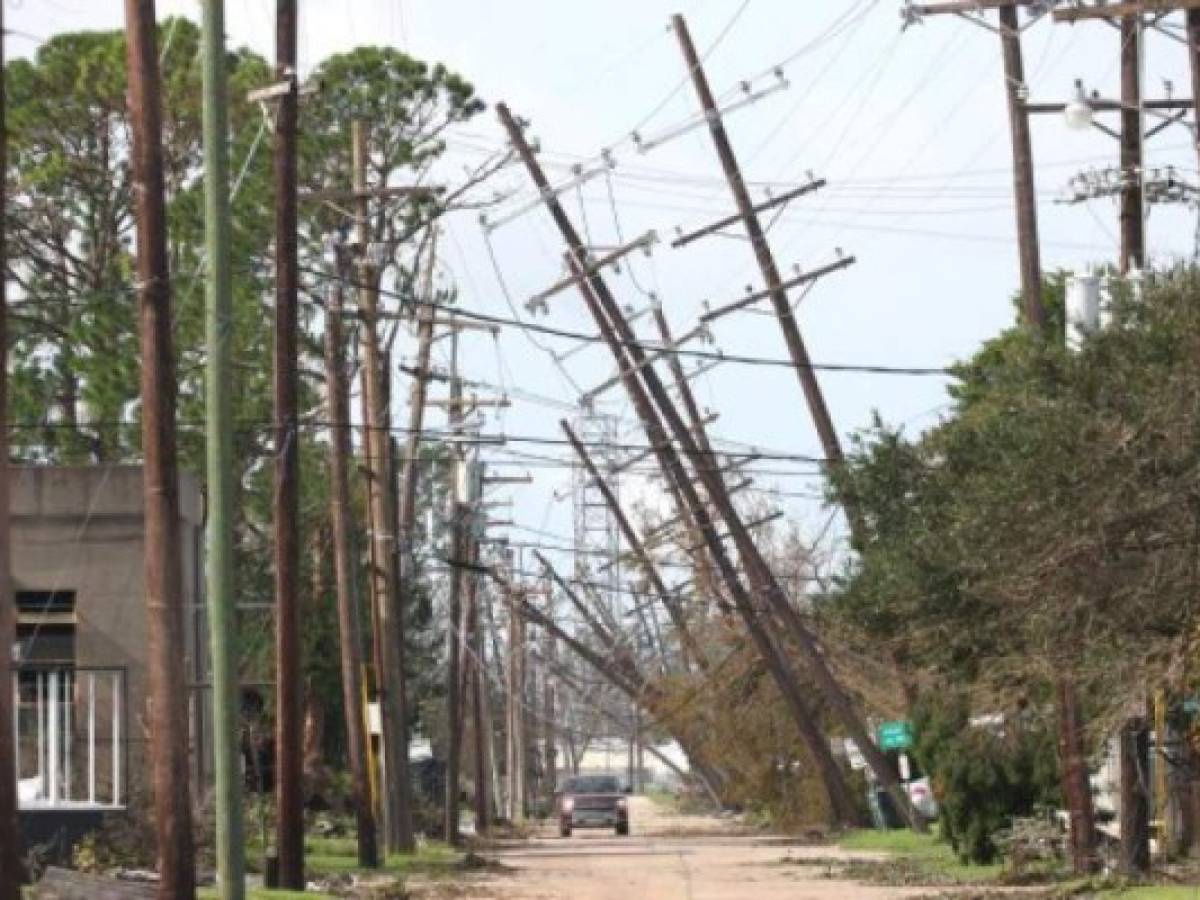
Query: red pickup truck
[[556, 775, 630, 837]]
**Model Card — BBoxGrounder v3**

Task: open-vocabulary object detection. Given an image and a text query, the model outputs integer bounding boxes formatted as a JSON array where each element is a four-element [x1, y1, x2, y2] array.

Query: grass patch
[[304, 837, 463, 879], [837, 828, 1006, 886], [1098, 889, 1200, 899], [199, 891, 332, 900]]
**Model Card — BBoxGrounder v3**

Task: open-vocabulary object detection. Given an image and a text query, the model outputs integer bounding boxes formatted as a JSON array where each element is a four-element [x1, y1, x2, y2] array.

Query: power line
[[13, 416, 835, 465], [301, 265, 953, 377]]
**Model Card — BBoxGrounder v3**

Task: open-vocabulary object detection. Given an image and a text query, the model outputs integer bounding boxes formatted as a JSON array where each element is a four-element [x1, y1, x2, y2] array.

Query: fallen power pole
[[125, 0, 197, 892], [497, 100, 922, 829], [325, 248, 379, 867], [271, 0, 305, 887], [201, 2, 245, 896], [0, 3, 19, 893]]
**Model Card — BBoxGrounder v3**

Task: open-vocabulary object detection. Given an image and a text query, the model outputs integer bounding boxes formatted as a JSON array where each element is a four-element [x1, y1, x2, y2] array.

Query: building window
[[16, 590, 76, 665]]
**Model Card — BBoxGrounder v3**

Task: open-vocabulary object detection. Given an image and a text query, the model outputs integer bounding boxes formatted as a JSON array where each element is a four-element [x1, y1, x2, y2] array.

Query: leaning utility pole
[[353, 121, 417, 854], [325, 249, 379, 867], [271, 0, 304, 887], [903, 1, 1046, 328], [671, 15, 865, 539], [497, 101, 921, 830], [565, 255, 864, 828], [0, 6, 20, 895], [201, 3, 245, 896], [125, 1, 197, 894]]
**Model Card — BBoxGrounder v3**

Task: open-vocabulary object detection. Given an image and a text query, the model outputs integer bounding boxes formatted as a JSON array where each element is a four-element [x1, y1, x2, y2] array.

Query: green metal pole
[[201, 2, 245, 897]]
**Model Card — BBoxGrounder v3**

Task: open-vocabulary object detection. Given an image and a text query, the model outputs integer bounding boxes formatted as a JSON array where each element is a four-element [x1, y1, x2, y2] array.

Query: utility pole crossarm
[[301, 185, 443, 203], [1025, 97, 1193, 113], [672, 179, 827, 248], [700, 256, 856, 325], [579, 320, 711, 406], [907, 0, 1039, 12], [526, 231, 658, 313], [1052, 1, 1200, 22]]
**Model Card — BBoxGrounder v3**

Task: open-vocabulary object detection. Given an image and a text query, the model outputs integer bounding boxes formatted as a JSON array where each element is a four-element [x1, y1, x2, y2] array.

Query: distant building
[[10, 466, 207, 850]]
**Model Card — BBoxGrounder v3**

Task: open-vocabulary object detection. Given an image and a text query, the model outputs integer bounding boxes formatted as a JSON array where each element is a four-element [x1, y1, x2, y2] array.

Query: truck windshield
[[563, 776, 621, 794]]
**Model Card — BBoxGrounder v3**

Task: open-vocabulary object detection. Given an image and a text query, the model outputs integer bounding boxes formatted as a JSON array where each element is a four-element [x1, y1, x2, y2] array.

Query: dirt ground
[[456, 797, 935, 900]]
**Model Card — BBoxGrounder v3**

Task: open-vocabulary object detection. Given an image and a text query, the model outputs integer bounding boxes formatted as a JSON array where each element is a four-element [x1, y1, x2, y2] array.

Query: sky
[[12, 1, 1200, 587]]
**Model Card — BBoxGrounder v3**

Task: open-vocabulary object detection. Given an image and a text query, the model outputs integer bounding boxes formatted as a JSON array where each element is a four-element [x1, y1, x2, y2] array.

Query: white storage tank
[[1065, 273, 1101, 351]]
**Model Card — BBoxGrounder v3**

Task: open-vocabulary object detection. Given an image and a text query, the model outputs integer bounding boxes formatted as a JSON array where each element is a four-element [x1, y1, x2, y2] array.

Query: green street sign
[[878, 720, 913, 751]]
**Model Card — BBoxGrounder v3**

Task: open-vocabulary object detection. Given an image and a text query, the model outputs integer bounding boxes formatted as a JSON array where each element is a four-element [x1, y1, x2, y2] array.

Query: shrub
[[913, 693, 1060, 864]]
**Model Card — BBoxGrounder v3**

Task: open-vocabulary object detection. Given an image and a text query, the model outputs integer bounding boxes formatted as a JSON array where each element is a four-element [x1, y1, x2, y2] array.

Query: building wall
[[10, 465, 204, 802]]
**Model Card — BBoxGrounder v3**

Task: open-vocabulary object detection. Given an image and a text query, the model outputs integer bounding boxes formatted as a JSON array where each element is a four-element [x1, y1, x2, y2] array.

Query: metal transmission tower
[[570, 408, 625, 626]]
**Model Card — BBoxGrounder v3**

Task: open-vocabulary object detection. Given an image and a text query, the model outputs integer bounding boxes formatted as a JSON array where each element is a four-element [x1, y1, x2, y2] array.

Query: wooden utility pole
[[353, 121, 417, 854], [444, 335, 466, 846], [998, 4, 1046, 328], [124, 1, 197, 894], [498, 101, 920, 830], [200, 3, 245, 896], [470, 573, 494, 835], [907, 2, 1046, 329], [671, 16, 865, 535], [1188, 10, 1200, 172], [505, 579, 527, 824], [325, 251, 379, 867], [1120, 14, 1146, 272], [466, 558, 491, 833], [651, 309, 725, 620], [0, 6, 20, 895], [462, 485, 492, 834], [542, 580, 558, 805], [271, 0, 304, 886]]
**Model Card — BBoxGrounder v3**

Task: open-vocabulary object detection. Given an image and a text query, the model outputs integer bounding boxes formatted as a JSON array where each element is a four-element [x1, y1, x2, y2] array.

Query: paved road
[[469, 797, 929, 900]]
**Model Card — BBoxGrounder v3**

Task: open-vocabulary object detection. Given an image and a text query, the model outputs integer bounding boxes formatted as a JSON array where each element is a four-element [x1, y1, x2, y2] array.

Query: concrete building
[[11, 465, 206, 848]]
